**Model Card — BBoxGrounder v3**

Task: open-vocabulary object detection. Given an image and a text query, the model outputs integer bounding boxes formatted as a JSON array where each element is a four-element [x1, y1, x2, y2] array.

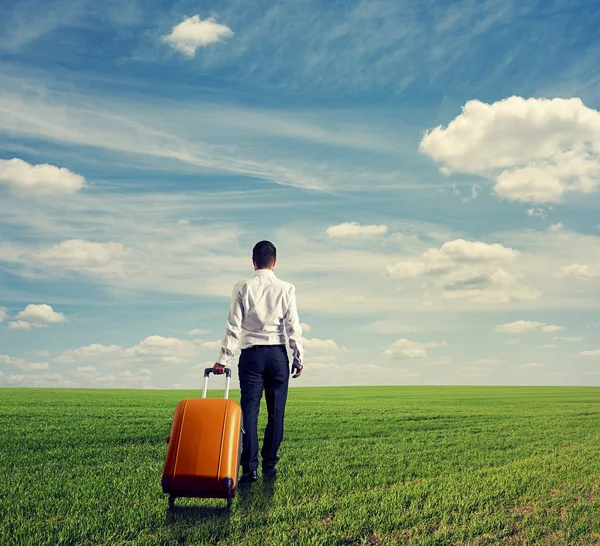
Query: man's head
[[252, 240, 277, 270]]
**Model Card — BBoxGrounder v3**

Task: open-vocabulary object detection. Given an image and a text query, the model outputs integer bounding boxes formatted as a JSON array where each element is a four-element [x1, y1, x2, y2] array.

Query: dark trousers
[[238, 344, 290, 473]]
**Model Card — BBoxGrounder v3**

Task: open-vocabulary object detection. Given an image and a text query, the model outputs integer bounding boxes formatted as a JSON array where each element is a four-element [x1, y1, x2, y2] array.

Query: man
[[213, 240, 304, 484]]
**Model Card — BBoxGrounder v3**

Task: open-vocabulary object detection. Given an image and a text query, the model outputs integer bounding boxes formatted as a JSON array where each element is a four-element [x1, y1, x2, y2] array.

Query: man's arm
[[284, 285, 304, 378], [213, 285, 243, 374]]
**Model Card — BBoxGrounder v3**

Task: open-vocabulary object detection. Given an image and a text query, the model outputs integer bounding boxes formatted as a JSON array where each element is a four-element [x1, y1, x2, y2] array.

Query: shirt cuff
[[216, 353, 232, 366]]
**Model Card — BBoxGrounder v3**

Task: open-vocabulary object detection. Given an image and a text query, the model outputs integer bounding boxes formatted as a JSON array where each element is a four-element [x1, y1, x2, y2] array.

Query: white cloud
[[162, 15, 233, 57], [494, 320, 562, 334], [326, 222, 388, 238], [382, 338, 446, 360], [555, 263, 600, 279], [420, 96, 600, 204], [74, 366, 153, 388], [54, 335, 206, 367], [0, 355, 50, 371], [76, 365, 98, 374], [0, 307, 6, 322], [189, 328, 210, 336], [300, 322, 312, 333], [3, 373, 74, 387], [536, 344, 557, 348], [29, 239, 127, 277], [553, 336, 584, 342], [580, 349, 600, 357], [476, 359, 505, 365], [303, 337, 343, 352], [125, 336, 202, 364], [541, 324, 564, 333], [505, 339, 520, 345], [199, 340, 222, 351], [0, 158, 85, 197], [385, 239, 538, 304], [8, 320, 31, 330], [548, 223, 564, 232], [55, 344, 123, 364], [519, 362, 546, 369], [527, 207, 551, 219], [16, 304, 67, 326]]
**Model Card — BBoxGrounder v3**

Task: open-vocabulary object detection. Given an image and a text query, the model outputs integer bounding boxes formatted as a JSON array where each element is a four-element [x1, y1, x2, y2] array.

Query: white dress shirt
[[216, 269, 305, 368]]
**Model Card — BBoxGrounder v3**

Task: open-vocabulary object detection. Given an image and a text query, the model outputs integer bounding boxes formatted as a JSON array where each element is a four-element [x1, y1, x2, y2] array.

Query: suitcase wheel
[[168, 495, 175, 510], [227, 497, 234, 508]]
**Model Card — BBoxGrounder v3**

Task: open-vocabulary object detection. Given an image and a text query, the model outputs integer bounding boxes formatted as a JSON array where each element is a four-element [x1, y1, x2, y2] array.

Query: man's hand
[[213, 362, 226, 375], [291, 362, 303, 378]]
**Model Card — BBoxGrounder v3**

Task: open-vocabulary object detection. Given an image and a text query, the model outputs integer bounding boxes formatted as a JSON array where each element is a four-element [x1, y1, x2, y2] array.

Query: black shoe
[[239, 470, 258, 484], [262, 465, 277, 478]]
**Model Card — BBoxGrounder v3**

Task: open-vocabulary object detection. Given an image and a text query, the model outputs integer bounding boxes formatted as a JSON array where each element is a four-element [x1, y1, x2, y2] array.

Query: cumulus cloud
[[0, 355, 50, 371], [189, 328, 210, 336], [29, 239, 127, 277], [199, 340, 222, 350], [382, 338, 446, 360], [8, 320, 31, 330], [16, 304, 67, 326], [385, 239, 518, 278], [579, 349, 600, 357], [420, 96, 600, 204], [541, 324, 564, 333], [0, 158, 85, 197], [55, 343, 123, 364], [553, 336, 584, 342], [326, 221, 388, 238], [300, 322, 312, 333], [303, 337, 344, 352], [73, 367, 153, 388], [162, 15, 233, 57], [555, 263, 600, 279], [76, 365, 98, 374], [2, 373, 74, 387], [54, 335, 206, 367], [384, 239, 538, 304], [494, 320, 562, 334]]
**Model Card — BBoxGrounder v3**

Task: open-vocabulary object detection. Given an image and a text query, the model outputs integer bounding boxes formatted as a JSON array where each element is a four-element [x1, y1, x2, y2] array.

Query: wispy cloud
[[0, 74, 427, 193]]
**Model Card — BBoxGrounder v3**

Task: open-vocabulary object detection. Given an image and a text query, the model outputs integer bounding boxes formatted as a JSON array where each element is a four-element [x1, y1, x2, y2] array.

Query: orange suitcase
[[162, 367, 243, 508]]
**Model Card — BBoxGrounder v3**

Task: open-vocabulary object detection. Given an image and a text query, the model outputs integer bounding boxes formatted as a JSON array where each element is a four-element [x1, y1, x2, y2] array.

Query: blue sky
[[1, 0, 599, 388]]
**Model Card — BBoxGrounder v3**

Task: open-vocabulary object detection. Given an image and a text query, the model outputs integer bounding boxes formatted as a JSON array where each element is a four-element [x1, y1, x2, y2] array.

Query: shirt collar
[[254, 269, 276, 276]]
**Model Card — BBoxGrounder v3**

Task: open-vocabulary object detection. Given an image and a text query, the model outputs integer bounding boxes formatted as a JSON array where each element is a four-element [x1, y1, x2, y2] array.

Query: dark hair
[[253, 240, 277, 268]]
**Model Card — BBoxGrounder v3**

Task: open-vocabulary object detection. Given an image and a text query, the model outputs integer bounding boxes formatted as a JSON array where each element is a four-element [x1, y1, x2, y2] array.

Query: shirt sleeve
[[216, 284, 244, 366], [284, 285, 304, 367]]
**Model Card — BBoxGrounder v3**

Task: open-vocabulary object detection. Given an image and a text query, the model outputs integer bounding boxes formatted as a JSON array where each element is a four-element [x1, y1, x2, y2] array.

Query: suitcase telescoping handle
[[203, 367, 231, 400]]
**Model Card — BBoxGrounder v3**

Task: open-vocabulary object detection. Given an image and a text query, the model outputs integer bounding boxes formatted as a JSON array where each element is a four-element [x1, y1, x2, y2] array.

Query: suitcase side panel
[[174, 399, 227, 479], [218, 400, 242, 489], [161, 399, 187, 493]]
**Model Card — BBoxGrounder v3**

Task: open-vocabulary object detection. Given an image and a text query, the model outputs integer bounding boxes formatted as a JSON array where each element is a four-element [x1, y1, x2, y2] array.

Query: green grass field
[[1, 387, 599, 545]]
